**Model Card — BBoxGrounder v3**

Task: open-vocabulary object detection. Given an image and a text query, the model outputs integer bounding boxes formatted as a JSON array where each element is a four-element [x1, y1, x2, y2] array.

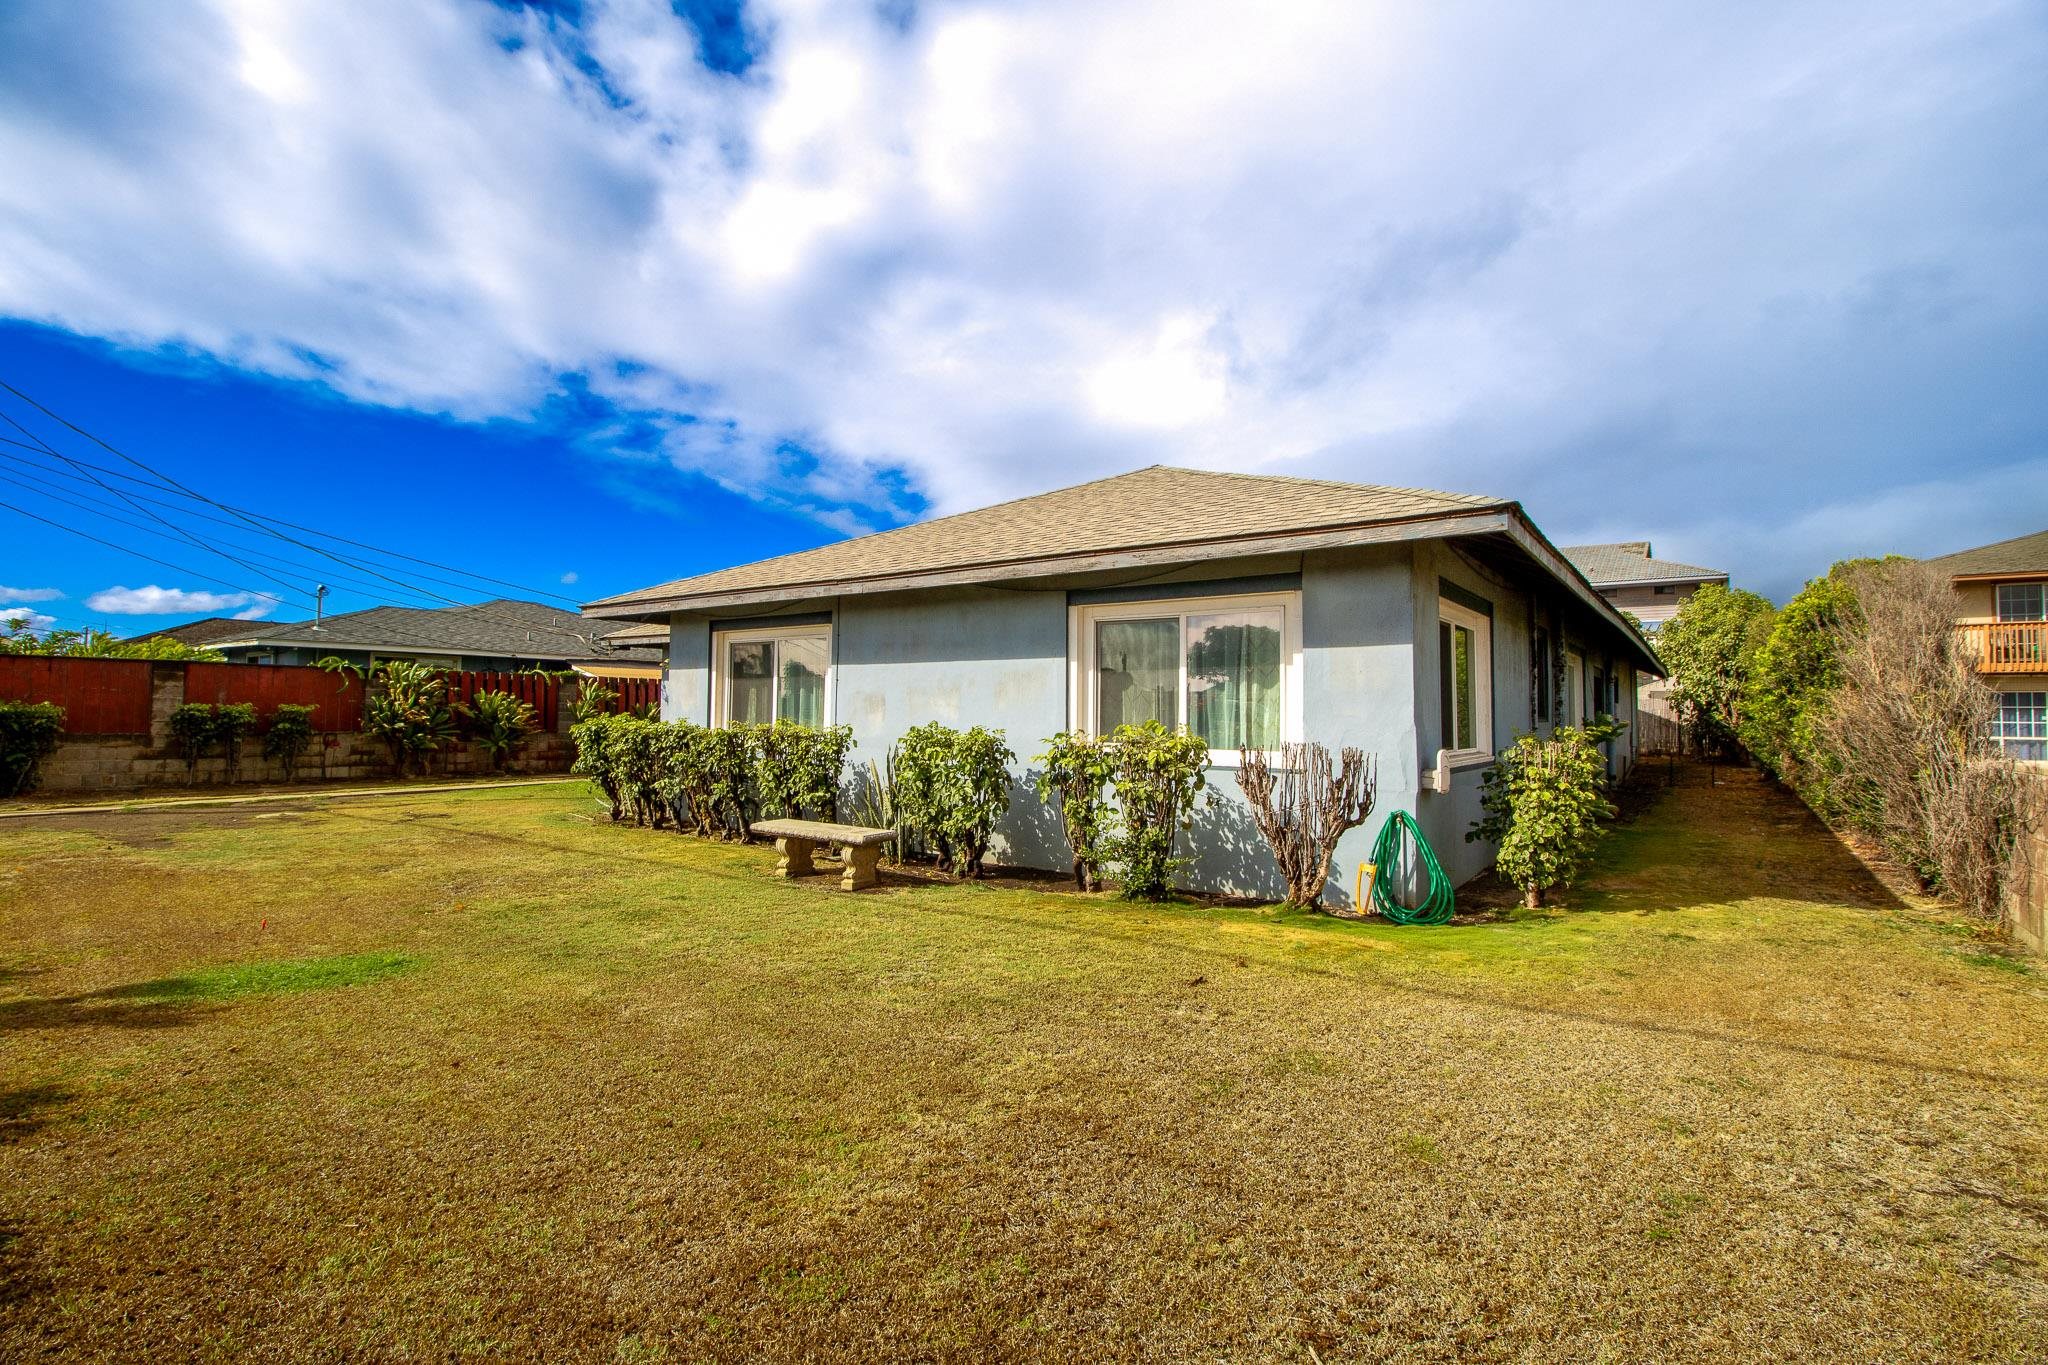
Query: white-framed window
[[1436, 598, 1493, 763], [1997, 582, 2046, 622], [1994, 690, 2046, 761], [1069, 591, 1301, 765], [1563, 650, 1585, 727], [711, 624, 831, 728]]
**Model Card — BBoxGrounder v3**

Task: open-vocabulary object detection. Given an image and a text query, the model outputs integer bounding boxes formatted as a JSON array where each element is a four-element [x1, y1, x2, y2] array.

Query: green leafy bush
[[465, 690, 539, 773], [363, 660, 459, 776], [1035, 731, 1117, 890], [570, 717, 849, 840], [1103, 721, 1211, 900], [895, 723, 1017, 878], [1740, 560, 1888, 806], [751, 720, 854, 821], [263, 704, 317, 781], [0, 699, 65, 797], [1468, 728, 1613, 907], [570, 680, 618, 725], [167, 702, 257, 777], [570, 714, 627, 820]]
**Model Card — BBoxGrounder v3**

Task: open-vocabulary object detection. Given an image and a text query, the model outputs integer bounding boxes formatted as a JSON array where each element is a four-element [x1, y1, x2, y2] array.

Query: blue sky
[[1, 0, 2044, 631]]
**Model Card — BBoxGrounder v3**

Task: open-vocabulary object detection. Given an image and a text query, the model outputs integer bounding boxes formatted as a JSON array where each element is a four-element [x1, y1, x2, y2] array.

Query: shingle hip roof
[[1925, 528, 2048, 578], [1559, 542, 1728, 588], [587, 465, 1508, 612], [209, 598, 660, 661]]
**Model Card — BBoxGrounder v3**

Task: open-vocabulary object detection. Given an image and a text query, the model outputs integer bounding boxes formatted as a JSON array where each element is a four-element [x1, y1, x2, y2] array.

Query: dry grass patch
[[0, 762, 2043, 1360]]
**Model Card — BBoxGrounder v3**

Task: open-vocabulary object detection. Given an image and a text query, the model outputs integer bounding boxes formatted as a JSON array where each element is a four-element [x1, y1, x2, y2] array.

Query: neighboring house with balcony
[[131, 599, 663, 673], [1929, 528, 2048, 761], [584, 465, 1661, 900]]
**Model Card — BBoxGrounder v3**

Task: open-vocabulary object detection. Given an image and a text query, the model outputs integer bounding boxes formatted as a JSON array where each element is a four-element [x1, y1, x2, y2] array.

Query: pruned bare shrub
[[1817, 560, 2025, 919], [1238, 742, 1377, 908]]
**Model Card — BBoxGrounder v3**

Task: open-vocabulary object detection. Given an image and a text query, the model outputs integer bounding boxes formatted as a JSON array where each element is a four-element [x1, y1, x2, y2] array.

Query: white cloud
[[83, 584, 282, 617], [0, 585, 63, 602], [0, 0, 2042, 597], [559, 570, 579, 585], [0, 606, 57, 633]]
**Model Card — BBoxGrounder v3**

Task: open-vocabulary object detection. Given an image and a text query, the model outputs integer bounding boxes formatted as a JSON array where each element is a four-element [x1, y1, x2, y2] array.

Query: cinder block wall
[[26, 665, 578, 794]]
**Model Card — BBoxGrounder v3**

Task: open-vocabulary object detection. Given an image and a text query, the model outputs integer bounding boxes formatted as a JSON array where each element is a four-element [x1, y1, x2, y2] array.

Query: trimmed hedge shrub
[[263, 703, 317, 781], [569, 717, 853, 838], [1468, 727, 1613, 907], [895, 723, 1016, 878]]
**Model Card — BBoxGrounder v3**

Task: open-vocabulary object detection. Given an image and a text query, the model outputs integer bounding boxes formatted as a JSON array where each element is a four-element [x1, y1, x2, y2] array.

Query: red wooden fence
[[0, 657, 154, 734], [185, 662, 363, 733], [443, 670, 562, 732], [608, 676, 661, 715]]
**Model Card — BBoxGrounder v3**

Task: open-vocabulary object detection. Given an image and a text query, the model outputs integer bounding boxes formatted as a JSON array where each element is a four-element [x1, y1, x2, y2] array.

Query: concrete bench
[[750, 819, 897, 891]]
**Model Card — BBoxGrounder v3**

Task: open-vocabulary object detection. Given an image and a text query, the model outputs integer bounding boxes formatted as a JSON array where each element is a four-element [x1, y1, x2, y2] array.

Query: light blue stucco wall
[[657, 538, 1646, 900]]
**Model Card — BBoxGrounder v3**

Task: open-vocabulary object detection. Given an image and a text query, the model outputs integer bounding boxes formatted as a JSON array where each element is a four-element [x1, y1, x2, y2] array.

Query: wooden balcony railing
[[1958, 620, 2048, 673]]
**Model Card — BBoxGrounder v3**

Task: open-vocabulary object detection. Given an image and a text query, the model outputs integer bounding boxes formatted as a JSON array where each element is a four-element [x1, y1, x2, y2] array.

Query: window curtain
[[728, 641, 774, 724], [1185, 609, 1282, 750], [778, 636, 828, 727], [1096, 619, 1179, 730]]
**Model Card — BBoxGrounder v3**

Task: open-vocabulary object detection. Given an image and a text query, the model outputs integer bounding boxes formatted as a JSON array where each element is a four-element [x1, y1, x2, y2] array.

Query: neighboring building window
[[1994, 691, 2046, 761], [1653, 584, 1678, 596], [1997, 583, 2046, 622], [1072, 592, 1300, 762], [1437, 598, 1492, 760], [713, 625, 830, 727]]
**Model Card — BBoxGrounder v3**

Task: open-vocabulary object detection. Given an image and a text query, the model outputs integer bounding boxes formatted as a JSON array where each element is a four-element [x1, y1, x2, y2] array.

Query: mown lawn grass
[[1, 760, 2043, 1361]]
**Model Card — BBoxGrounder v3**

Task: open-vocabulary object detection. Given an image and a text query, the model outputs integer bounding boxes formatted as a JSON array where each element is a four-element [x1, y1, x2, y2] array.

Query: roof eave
[[1503, 511, 1666, 678], [1583, 572, 1730, 591], [581, 507, 1516, 620]]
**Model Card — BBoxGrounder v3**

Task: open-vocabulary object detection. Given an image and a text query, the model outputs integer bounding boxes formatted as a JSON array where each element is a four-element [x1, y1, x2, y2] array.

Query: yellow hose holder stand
[[1355, 861, 1379, 911]]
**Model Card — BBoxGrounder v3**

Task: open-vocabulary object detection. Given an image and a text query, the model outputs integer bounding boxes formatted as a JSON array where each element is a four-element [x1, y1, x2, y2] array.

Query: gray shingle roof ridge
[[1151, 463, 1506, 507], [1926, 526, 2048, 568], [1561, 543, 1726, 579]]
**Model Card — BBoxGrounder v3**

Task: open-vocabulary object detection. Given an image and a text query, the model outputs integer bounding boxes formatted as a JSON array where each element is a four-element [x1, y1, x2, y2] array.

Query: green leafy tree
[[0, 620, 226, 660], [1103, 720, 1212, 900], [1656, 584, 1776, 755], [263, 704, 317, 781], [1468, 728, 1613, 907], [1035, 731, 1118, 890], [0, 700, 66, 797]]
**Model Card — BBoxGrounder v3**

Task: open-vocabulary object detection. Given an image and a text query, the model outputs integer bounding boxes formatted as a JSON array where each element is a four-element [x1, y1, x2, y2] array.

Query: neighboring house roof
[[128, 616, 292, 647], [1925, 528, 2048, 580], [587, 464, 1661, 674], [205, 598, 661, 663], [1559, 542, 1729, 589]]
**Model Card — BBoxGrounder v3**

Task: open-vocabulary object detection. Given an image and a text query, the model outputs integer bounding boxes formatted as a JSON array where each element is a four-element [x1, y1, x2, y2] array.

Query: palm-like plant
[[363, 660, 458, 777], [466, 690, 538, 773]]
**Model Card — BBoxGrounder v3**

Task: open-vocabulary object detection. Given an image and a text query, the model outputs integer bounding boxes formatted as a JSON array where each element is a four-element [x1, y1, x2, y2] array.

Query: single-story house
[[583, 466, 1663, 901], [134, 598, 663, 673], [1928, 527, 2047, 762]]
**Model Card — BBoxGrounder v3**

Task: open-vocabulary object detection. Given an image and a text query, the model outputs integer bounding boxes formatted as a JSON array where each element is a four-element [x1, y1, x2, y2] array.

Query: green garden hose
[[1368, 809, 1456, 925]]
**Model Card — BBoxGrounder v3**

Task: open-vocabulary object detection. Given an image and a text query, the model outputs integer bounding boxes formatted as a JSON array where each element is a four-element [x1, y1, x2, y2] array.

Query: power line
[[0, 463, 450, 613], [0, 496, 317, 614], [0, 382, 584, 605], [0, 382, 636, 656]]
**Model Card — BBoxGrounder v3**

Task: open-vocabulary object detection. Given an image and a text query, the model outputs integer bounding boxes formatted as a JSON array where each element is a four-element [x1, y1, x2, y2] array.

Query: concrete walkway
[[0, 775, 580, 820]]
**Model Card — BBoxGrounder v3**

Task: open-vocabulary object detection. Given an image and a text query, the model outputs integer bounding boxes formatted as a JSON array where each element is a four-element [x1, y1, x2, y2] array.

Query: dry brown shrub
[[1238, 741, 1376, 908], [1816, 560, 2025, 919]]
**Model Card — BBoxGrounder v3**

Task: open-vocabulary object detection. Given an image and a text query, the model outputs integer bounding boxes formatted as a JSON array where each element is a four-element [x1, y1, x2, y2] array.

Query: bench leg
[[841, 844, 882, 891], [775, 837, 817, 878]]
